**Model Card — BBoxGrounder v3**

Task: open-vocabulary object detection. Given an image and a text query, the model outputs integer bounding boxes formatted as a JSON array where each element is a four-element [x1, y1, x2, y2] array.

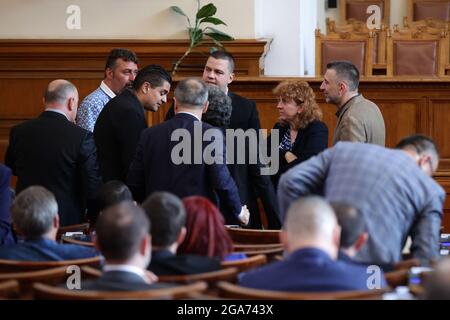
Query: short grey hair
[[202, 86, 232, 128], [284, 196, 336, 241], [12, 186, 58, 239], [174, 78, 208, 109], [44, 80, 77, 105]]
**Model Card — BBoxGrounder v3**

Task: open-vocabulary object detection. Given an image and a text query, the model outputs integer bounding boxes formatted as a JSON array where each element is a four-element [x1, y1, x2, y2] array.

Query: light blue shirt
[[76, 81, 115, 132]]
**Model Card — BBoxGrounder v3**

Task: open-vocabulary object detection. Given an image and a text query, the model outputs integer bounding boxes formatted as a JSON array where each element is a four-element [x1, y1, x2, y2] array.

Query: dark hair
[[97, 180, 133, 211], [95, 201, 149, 261], [132, 64, 172, 91], [331, 202, 365, 249], [178, 196, 233, 259], [202, 86, 232, 128], [395, 134, 439, 158], [44, 80, 77, 105], [326, 61, 360, 91], [105, 48, 138, 70], [141, 192, 185, 247], [210, 50, 235, 73]]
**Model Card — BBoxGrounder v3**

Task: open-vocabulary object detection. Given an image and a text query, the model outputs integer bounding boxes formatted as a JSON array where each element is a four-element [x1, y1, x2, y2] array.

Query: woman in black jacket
[[268, 80, 328, 189]]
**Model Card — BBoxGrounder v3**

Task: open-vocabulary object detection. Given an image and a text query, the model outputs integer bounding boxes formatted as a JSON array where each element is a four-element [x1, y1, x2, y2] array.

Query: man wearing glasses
[[278, 134, 445, 267]]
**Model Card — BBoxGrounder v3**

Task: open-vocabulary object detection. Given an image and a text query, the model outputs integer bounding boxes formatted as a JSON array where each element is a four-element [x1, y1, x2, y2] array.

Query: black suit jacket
[[127, 113, 242, 216], [5, 111, 102, 226], [148, 250, 221, 276], [165, 92, 278, 228], [94, 89, 147, 182], [268, 120, 328, 189], [82, 270, 169, 291]]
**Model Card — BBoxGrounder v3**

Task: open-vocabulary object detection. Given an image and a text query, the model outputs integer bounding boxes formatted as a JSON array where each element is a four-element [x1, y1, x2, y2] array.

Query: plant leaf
[[196, 3, 217, 19], [204, 27, 234, 41], [170, 6, 188, 18], [199, 17, 227, 26], [189, 27, 203, 46]]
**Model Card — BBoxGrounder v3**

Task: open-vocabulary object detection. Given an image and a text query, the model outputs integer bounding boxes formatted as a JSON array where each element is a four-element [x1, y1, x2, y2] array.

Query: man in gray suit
[[320, 60, 385, 146], [278, 135, 445, 265]]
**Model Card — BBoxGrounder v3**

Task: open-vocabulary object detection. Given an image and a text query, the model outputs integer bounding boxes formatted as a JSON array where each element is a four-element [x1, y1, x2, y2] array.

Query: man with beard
[[320, 60, 385, 146], [94, 65, 171, 182]]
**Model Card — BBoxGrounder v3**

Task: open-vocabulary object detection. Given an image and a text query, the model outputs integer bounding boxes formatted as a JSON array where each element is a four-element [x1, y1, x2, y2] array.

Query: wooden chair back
[[226, 227, 281, 244], [315, 29, 375, 76], [339, 0, 391, 26], [0, 256, 101, 273], [221, 254, 268, 272], [32, 281, 208, 300], [158, 267, 239, 289], [407, 0, 450, 24], [61, 237, 95, 247], [217, 281, 388, 300], [0, 280, 19, 299]]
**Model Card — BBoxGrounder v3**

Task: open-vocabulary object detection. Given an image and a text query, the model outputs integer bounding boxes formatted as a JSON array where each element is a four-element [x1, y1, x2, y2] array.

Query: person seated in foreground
[[422, 257, 450, 300], [82, 201, 167, 291], [178, 196, 246, 261], [239, 196, 387, 292], [142, 192, 221, 276], [0, 186, 98, 261]]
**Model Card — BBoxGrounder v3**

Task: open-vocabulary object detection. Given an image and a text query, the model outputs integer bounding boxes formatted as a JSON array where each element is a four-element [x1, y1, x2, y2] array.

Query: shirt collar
[[336, 93, 360, 118], [102, 264, 146, 279], [44, 108, 71, 121], [100, 81, 116, 99], [177, 111, 201, 121]]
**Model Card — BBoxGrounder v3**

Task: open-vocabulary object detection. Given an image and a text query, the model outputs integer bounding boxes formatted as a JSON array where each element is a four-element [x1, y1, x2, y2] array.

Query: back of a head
[[174, 78, 208, 110], [44, 79, 77, 105], [178, 196, 233, 258], [284, 196, 337, 244], [395, 134, 439, 162], [97, 180, 133, 212], [326, 60, 360, 91], [11, 186, 58, 240], [95, 201, 149, 261], [141, 192, 185, 248], [209, 50, 235, 73], [331, 202, 365, 249], [202, 85, 232, 128], [105, 48, 138, 70], [132, 64, 172, 91]]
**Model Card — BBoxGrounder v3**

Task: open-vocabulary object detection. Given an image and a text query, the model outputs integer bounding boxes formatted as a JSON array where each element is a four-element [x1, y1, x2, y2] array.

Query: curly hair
[[273, 80, 322, 130], [202, 86, 232, 128]]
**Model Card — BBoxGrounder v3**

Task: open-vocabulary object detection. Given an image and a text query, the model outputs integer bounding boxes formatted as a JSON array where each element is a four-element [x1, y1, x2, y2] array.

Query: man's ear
[[53, 215, 60, 230], [228, 72, 235, 85], [173, 97, 178, 113], [354, 232, 368, 251], [333, 224, 341, 249], [279, 230, 288, 248], [176, 227, 187, 245], [202, 101, 209, 114], [140, 234, 151, 255], [105, 67, 114, 80]]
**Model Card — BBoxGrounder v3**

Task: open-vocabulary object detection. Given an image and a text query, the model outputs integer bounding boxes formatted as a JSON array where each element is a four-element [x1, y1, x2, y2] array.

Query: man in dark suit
[[5, 79, 102, 226], [82, 201, 166, 291], [0, 164, 15, 245], [128, 78, 249, 225], [239, 196, 386, 292], [0, 186, 98, 261], [143, 192, 221, 275], [165, 51, 265, 228], [94, 65, 172, 182]]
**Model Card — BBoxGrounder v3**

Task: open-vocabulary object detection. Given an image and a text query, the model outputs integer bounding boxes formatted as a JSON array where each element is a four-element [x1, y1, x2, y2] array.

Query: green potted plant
[[170, 0, 234, 75]]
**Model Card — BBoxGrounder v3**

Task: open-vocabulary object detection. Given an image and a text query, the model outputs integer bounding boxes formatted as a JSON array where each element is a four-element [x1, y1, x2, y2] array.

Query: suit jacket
[[148, 250, 221, 276], [127, 113, 242, 217], [268, 121, 328, 189], [278, 142, 445, 265], [94, 89, 147, 182], [0, 238, 98, 261], [5, 111, 102, 226], [82, 270, 170, 291], [332, 94, 385, 146], [239, 248, 385, 292], [165, 92, 275, 228], [0, 164, 15, 245]]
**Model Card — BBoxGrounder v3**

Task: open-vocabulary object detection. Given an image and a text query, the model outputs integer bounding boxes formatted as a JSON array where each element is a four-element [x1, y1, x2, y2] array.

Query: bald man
[[5, 79, 102, 226]]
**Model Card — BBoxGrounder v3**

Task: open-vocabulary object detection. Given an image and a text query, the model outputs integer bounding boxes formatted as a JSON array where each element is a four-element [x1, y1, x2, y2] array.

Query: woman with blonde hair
[[268, 80, 328, 189]]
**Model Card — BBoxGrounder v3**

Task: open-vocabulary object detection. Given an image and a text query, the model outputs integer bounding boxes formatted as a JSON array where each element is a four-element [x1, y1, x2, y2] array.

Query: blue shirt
[[76, 82, 115, 132]]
